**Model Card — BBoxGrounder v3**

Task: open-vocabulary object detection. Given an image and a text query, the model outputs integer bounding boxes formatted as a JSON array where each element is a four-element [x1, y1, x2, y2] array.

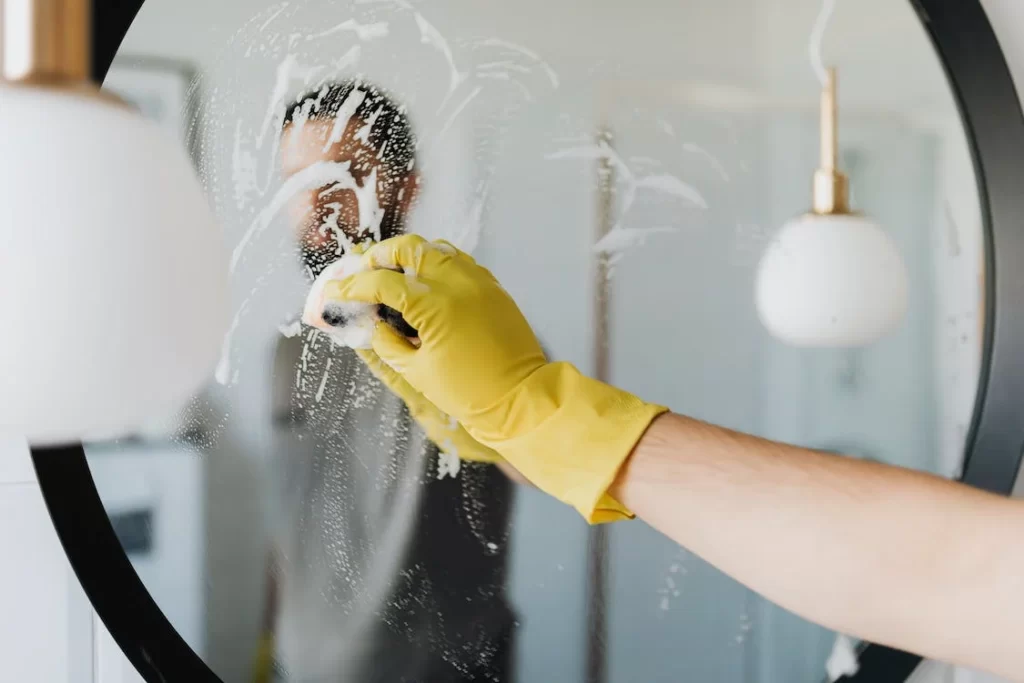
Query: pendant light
[[754, 67, 908, 347], [0, 0, 229, 445]]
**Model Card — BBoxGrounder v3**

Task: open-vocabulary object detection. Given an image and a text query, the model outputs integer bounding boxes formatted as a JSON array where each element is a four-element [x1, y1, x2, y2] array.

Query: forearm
[[611, 413, 1024, 679]]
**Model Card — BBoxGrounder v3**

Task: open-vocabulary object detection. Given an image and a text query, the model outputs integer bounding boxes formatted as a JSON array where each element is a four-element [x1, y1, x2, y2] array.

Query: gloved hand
[[251, 633, 275, 683], [356, 347, 502, 463], [342, 240, 501, 464], [324, 234, 668, 522]]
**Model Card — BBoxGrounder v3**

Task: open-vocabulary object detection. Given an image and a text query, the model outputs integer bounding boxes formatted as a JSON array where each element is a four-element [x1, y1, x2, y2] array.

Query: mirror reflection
[[87, 0, 984, 681]]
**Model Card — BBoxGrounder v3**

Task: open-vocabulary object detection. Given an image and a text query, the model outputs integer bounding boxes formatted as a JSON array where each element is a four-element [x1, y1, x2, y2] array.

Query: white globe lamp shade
[[756, 66, 909, 348], [0, 85, 229, 445], [755, 213, 908, 347]]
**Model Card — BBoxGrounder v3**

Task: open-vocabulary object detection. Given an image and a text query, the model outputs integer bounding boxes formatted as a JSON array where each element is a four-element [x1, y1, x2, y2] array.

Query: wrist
[[472, 362, 667, 522]]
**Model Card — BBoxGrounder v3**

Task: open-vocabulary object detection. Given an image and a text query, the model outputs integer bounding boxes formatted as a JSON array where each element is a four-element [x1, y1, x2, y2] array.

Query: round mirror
[[76, 0, 989, 681]]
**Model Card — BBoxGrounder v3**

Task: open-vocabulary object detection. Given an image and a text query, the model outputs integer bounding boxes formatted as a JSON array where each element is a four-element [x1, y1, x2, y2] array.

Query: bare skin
[[611, 412, 1024, 680]]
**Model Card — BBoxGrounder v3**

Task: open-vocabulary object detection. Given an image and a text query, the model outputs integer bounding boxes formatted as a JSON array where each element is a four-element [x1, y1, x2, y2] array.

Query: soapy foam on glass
[[825, 634, 860, 682], [219, 5, 563, 397], [547, 140, 711, 268], [302, 254, 377, 349], [437, 441, 461, 480]]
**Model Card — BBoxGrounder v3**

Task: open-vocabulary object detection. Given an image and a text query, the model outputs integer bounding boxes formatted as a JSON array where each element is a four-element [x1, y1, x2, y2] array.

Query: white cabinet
[[0, 438, 93, 683]]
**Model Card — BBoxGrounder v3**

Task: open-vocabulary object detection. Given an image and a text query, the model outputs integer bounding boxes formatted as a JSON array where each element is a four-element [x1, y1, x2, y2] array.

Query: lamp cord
[[809, 0, 838, 86]]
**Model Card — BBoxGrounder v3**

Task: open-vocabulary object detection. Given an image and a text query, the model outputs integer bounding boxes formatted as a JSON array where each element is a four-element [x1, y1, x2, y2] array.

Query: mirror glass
[[86, 0, 985, 680]]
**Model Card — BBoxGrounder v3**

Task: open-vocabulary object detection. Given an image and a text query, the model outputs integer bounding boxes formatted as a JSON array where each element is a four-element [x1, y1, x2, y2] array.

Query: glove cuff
[[475, 362, 667, 523]]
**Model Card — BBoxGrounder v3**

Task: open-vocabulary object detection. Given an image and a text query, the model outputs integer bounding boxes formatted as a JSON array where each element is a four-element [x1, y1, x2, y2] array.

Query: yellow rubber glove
[[324, 234, 668, 523], [356, 347, 502, 463], [251, 633, 274, 683], [343, 240, 499, 464]]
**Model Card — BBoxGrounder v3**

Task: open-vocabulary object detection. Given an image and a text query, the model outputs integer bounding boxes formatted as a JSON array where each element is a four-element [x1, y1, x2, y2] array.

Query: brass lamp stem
[[812, 67, 851, 215], [1, 0, 91, 84]]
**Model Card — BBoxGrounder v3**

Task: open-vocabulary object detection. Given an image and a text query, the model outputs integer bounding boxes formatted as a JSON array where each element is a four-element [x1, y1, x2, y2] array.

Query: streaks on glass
[[230, 161, 361, 271], [460, 462, 511, 554], [683, 142, 732, 182], [595, 225, 680, 265], [657, 551, 693, 613], [414, 11, 466, 99], [545, 124, 711, 272], [735, 612, 754, 645], [729, 222, 773, 268]]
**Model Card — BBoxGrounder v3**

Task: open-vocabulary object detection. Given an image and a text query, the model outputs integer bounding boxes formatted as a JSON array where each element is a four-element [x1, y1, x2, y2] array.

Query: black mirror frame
[[30, 0, 1024, 681]]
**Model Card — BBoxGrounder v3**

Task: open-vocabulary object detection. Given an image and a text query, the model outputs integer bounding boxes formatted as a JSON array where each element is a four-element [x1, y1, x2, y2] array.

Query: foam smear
[[547, 142, 706, 265], [635, 173, 708, 209], [414, 12, 465, 98], [232, 120, 260, 209], [437, 443, 462, 479], [825, 634, 860, 682], [278, 320, 303, 338], [323, 87, 368, 151], [546, 142, 707, 209], [682, 142, 731, 181], [215, 300, 249, 386], [305, 18, 390, 42], [353, 166, 385, 242], [595, 226, 679, 264], [230, 160, 360, 272], [302, 255, 377, 350], [476, 38, 559, 88], [355, 106, 384, 144], [257, 54, 324, 146], [434, 86, 483, 143]]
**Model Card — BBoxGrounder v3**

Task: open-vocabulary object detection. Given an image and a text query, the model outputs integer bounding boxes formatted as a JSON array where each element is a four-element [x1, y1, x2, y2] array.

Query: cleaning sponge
[[302, 255, 378, 349], [302, 254, 418, 348]]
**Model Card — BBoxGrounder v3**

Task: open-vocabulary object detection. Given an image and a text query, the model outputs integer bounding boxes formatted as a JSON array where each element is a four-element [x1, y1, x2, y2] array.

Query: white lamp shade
[[755, 213, 908, 347], [0, 86, 229, 445]]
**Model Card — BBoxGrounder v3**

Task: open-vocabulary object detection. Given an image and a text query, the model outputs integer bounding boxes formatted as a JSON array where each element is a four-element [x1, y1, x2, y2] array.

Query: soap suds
[[257, 54, 324, 146], [215, 303, 248, 386], [305, 19, 389, 43], [355, 106, 384, 144], [415, 13, 465, 99], [435, 86, 483, 142], [682, 142, 731, 181], [324, 87, 368, 152], [825, 634, 860, 682], [476, 38, 559, 87], [258, 4, 289, 33], [635, 173, 708, 208], [232, 120, 259, 208], [231, 160, 359, 272], [333, 45, 362, 71], [548, 140, 706, 268], [279, 320, 303, 338], [437, 442, 461, 479], [315, 358, 334, 403], [476, 61, 531, 75], [302, 255, 377, 350], [595, 226, 678, 265]]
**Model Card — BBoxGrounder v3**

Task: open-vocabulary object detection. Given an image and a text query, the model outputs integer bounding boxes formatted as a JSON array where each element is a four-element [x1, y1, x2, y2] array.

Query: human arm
[[612, 412, 1024, 680], [326, 234, 1024, 678]]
